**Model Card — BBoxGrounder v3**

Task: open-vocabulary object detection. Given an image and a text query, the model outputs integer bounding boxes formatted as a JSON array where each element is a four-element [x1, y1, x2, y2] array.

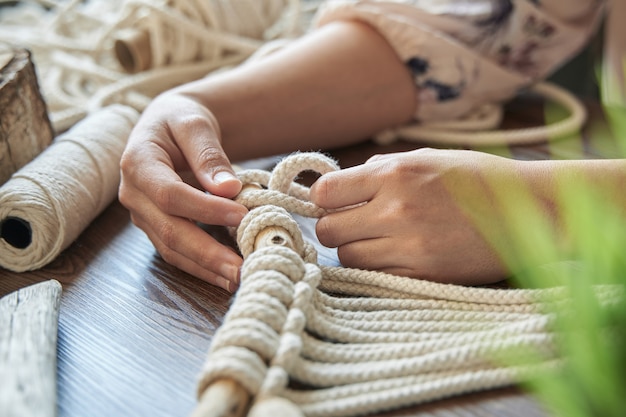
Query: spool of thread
[[0, 104, 139, 272]]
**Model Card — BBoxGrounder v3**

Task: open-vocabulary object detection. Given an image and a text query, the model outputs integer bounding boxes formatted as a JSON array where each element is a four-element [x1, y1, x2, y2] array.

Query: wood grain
[[0, 44, 54, 185], [0, 279, 62, 417]]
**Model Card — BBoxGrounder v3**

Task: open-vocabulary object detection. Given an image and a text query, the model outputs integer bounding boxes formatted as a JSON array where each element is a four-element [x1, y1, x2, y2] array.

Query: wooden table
[[0, 96, 617, 417]]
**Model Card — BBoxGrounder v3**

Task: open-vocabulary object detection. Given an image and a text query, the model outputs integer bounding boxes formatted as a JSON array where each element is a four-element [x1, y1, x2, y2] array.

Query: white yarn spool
[[0, 105, 139, 272]]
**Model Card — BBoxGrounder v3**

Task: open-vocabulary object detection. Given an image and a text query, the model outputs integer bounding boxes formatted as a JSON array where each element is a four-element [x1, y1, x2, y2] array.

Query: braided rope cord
[[197, 152, 622, 417]]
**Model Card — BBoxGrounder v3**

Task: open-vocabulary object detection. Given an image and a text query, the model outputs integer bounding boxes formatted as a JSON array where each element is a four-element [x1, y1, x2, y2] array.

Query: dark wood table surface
[[0, 95, 617, 417]]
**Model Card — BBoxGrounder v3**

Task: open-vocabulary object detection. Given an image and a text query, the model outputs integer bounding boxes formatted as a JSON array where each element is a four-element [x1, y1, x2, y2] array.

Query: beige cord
[[0, 0, 311, 132], [375, 81, 588, 147]]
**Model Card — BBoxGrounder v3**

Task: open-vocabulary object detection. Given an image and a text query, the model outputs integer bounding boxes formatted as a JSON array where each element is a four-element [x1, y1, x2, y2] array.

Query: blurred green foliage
[[503, 58, 626, 416]]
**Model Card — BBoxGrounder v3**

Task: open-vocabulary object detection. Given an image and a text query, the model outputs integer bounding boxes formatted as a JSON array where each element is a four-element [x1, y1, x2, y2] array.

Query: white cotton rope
[[195, 152, 623, 417], [0, 104, 139, 272], [0, 0, 315, 132], [374, 81, 588, 147]]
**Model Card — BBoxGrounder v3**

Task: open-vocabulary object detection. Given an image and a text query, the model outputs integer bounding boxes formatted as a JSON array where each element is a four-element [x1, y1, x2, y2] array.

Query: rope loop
[[267, 152, 340, 195], [236, 152, 340, 219], [237, 205, 307, 258]]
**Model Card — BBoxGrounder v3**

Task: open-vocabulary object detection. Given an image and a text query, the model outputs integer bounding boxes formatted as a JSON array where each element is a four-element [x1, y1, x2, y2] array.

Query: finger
[[365, 152, 396, 164], [310, 164, 382, 209], [170, 110, 242, 198], [149, 180, 247, 227], [157, 243, 240, 293], [131, 205, 243, 285], [154, 238, 239, 293], [121, 154, 248, 227], [315, 205, 381, 248], [336, 236, 413, 273]]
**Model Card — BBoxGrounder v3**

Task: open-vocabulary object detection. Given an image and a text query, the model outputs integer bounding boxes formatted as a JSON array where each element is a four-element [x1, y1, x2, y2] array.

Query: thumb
[[206, 167, 242, 199], [189, 144, 242, 198], [175, 111, 242, 199]]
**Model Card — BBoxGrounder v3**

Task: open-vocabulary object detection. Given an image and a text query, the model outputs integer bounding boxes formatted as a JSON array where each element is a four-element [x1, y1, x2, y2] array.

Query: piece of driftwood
[[0, 43, 54, 185], [0, 279, 62, 417]]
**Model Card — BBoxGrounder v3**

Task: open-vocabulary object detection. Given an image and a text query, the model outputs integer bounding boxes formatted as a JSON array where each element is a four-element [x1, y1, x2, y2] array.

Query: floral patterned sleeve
[[313, 0, 605, 122]]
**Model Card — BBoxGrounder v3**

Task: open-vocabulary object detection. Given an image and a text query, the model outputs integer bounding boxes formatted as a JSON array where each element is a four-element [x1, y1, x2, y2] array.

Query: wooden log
[[0, 43, 54, 185], [0, 279, 62, 417]]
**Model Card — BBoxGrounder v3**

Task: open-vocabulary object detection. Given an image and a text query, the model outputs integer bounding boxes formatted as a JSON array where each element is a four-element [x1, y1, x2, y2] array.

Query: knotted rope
[[195, 152, 622, 417]]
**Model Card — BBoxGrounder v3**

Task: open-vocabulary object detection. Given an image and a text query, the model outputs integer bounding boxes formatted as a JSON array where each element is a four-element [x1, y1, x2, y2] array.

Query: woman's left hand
[[309, 148, 514, 285]]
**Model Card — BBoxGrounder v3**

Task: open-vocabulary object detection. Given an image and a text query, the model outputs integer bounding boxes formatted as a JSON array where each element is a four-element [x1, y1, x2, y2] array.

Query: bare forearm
[[517, 158, 626, 223], [172, 20, 417, 161]]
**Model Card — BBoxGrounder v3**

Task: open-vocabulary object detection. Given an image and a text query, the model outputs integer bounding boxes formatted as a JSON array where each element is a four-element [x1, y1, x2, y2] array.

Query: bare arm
[[519, 157, 626, 222], [172, 20, 417, 161]]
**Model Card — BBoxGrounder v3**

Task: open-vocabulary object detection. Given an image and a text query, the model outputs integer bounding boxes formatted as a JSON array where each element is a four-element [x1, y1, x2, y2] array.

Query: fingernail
[[216, 276, 230, 292], [227, 281, 239, 293], [213, 171, 238, 185], [220, 263, 240, 285], [225, 210, 246, 226]]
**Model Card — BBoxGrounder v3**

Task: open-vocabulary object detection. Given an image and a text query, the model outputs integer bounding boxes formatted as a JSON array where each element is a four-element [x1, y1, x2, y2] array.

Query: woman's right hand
[[119, 91, 249, 293]]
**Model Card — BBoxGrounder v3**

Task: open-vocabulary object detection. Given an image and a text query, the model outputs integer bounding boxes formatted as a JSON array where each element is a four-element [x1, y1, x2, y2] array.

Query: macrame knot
[[235, 152, 340, 219], [198, 183, 325, 400], [237, 205, 307, 259]]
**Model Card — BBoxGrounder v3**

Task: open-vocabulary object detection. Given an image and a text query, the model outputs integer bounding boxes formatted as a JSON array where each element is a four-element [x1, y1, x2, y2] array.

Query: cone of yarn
[[0, 105, 139, 272]]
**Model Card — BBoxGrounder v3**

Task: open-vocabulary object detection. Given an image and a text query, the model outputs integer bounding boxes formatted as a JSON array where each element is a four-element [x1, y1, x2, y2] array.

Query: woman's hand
[[119, 92, 249, 293], [310, 148, 515, 285]]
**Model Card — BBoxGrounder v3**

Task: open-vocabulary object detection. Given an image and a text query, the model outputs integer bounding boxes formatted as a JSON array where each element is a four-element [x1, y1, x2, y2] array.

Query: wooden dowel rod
[[247, 397, 304, 417], [191, 379, 250, 417], [254, 226, 295, 252]]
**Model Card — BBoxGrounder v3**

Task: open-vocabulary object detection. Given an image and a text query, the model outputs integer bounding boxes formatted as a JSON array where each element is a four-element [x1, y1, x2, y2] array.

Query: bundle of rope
[[193, 152, 622, 417], [0, 0, 315, 133], [0, 104, 138, 272]]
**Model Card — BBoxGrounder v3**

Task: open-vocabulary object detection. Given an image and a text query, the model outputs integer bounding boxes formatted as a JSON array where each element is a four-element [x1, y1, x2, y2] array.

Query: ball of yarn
[[0, 105, 139, 272]]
